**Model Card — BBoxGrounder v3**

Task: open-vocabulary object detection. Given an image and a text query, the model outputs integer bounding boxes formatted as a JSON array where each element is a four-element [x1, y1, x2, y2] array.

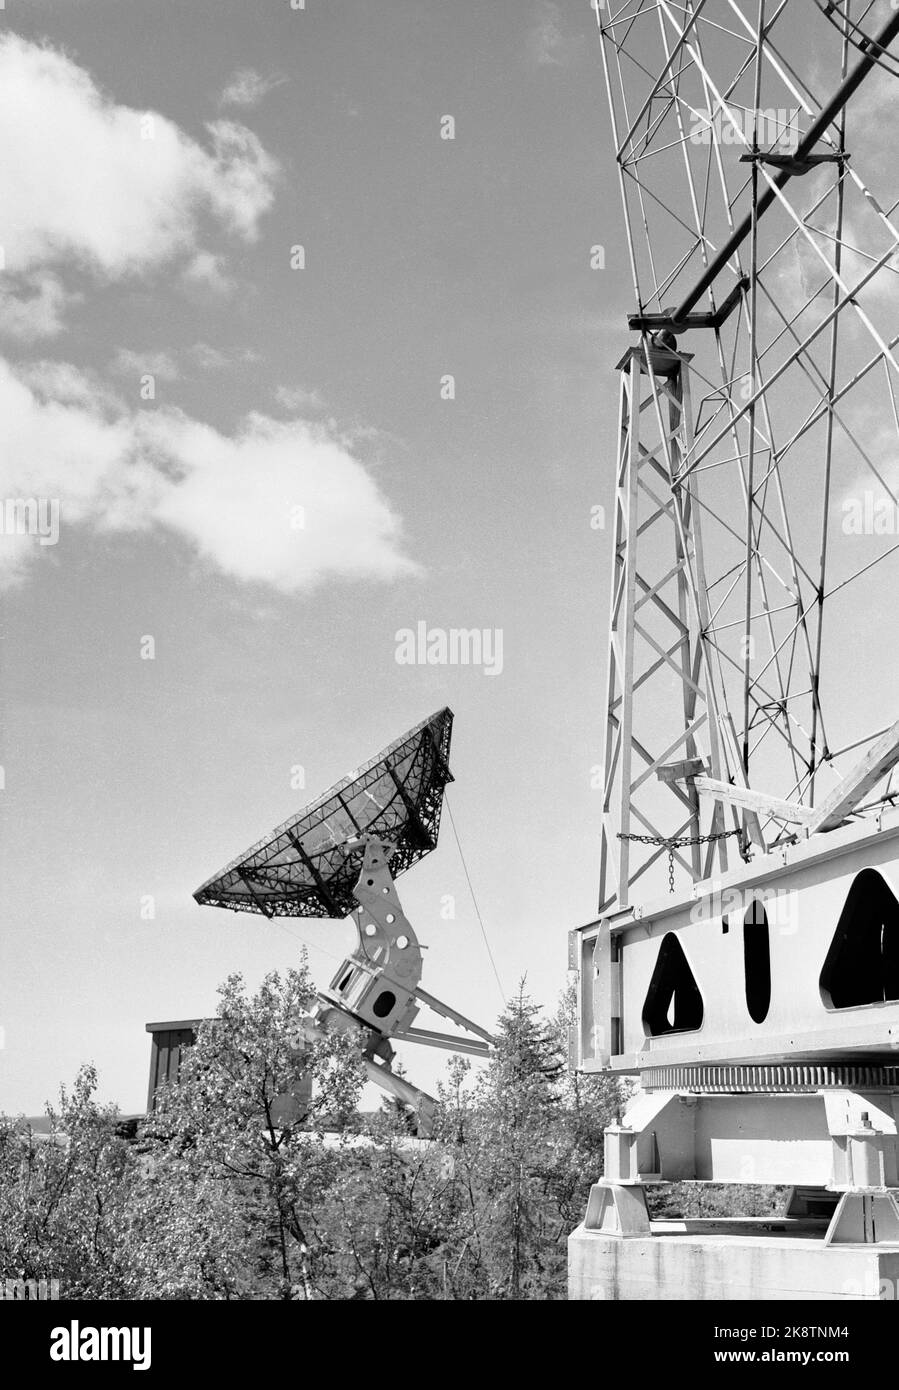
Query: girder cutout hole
[[642, 933, 703, 1036], [372, 991, 396, 1019], [820, 869, 899, 1008], [743, 899, 771, 1024]]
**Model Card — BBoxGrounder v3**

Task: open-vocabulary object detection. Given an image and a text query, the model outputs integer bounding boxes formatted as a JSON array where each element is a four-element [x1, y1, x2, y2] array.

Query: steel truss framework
[[595, 0, 899, 910]]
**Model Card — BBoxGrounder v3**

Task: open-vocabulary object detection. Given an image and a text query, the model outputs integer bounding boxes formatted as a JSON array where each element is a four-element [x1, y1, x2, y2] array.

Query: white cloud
[[17, 359, 123, 411], [110, 347, 180, 382], [181, 251, 236, 297], [526, 1, 586, 69], [0, 271, 79, 341], [0, 361, 149, 556], [202, 121, 278, 240], [108, 342, 244, 378], [788, 207, 899, 318], [0, 356, 418, 593], [147, 411, 416, 591], [187, 342, 231, 371], [109, 343, 241, 380], [219, 67, 285, 109], [0, 35, 278, 327], [274, 384, 327, 413], [847, 48, 899, 128]]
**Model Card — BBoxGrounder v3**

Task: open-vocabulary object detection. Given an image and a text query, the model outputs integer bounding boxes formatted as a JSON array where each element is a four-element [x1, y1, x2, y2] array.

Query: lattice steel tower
[[594, 0, 899, 912]]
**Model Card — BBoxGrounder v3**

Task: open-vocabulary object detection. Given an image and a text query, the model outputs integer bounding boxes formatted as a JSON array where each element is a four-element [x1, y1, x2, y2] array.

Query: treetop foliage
[[0, 967, 621, 1300]]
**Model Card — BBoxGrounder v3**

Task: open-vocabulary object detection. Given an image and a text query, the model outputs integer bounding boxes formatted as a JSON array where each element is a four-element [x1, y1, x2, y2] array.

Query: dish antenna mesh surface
[[193, 708, 453, 920]]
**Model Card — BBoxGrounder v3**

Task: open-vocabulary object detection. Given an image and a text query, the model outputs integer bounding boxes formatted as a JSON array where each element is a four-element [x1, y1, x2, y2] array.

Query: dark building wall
[[145, 1020, 204, 1112], [145, 1019, 314, 1119]]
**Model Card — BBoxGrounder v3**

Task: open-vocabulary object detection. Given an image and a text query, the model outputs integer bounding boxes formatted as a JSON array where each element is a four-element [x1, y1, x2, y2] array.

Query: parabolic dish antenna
[[193, 708, 454, 921], [193, 705, 490, 1130]]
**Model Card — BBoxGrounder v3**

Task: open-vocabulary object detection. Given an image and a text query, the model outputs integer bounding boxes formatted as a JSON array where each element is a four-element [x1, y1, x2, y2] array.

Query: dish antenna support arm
[[301, 834, 494, 1132]]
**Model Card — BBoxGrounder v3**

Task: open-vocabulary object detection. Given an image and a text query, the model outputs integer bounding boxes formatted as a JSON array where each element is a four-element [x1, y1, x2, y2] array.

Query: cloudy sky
[[4, 0, 896, 1117], [0, 0, 628, 1113]]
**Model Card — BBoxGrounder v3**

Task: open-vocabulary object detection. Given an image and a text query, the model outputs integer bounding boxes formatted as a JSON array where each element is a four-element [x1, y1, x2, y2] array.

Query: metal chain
[[617, 829, 747, 893]]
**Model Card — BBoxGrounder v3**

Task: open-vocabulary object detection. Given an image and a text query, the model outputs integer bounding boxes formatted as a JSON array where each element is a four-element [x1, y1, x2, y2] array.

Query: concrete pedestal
[[569, 1217, 899, 1300]]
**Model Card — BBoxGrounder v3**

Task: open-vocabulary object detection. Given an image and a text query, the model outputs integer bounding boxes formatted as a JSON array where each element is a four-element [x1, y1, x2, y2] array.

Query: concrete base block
[[568, 1218, 899, 1300]]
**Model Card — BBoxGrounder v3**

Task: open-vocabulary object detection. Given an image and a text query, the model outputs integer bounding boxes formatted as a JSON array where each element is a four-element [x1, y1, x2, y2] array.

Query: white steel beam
[[806, 720, 899, 834]]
